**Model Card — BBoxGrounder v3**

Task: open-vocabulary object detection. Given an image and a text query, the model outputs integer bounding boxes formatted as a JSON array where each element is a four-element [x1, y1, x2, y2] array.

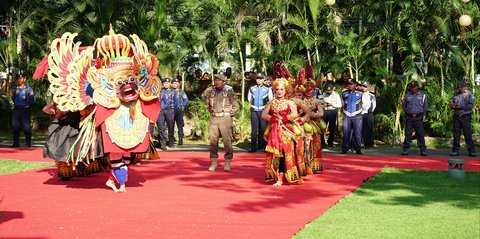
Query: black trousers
[[12, 107, 32, 146], [157, 108, 175, 142], [342, 115, 363, 152], [174, 108, 185, 139], [164, 108, 175, 142], [322, 109, 338, 146], [250, 110, 267, 151], [362, 113, 374, 148], [403, 116, 426, 151], [452, 114, 475, 152], [156, 110, 166, 141]]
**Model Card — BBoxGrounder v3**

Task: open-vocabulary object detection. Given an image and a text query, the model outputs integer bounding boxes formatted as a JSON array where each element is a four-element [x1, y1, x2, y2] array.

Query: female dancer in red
[[262, 78, 303, 187]]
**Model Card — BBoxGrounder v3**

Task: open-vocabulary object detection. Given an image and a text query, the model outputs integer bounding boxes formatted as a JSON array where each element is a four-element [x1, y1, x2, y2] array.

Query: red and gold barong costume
[[41, 28, 161, 185]]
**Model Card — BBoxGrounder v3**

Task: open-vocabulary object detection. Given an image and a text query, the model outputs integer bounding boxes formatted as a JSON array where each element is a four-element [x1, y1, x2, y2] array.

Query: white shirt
[[322, 91, 342, 110], [361, 91, 374, 114]]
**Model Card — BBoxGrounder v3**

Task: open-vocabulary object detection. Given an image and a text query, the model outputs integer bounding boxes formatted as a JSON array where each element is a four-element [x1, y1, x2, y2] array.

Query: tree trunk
[[307, 50, 312, 66], [439, 63, 444, 97], [236, 37, 246, 138], [471, 45, 476, 94]]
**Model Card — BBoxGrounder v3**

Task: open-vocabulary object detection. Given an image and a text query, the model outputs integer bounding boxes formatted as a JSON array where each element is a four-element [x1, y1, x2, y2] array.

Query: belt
[[324, 107, 337, 111], [406, 113, 423, 118], [251, 105, 265, 111], [455, 113, 471, 117], [212, 112, 231, 117]]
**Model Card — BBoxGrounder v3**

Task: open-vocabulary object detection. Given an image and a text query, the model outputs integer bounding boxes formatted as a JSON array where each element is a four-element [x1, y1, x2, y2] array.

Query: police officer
[[358, 81, 376, 149], [402, 81, 428, 156], [450, 80, 477, 157], [157, 77, 174, 150], [321, 83, 342, 148], [171, 76, 189, 146], [341, 78, 368, 155], [205, 73, 240, 172], [9, 73, 35, 148], [247, 73, 273, 152]]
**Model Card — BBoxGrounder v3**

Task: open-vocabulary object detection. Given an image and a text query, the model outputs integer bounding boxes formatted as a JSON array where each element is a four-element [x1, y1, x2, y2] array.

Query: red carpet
[[0, 149, 479, 239]]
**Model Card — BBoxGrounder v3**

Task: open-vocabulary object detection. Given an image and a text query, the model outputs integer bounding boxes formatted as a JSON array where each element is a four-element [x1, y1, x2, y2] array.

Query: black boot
[[178, 138, 183, 146], [25, 136, 32, 148], [160, 140, 167, 151], [167, 138, 174, 148]]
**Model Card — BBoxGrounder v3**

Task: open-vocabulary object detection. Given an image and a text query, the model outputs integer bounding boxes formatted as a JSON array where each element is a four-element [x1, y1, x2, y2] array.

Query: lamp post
[[333, 16, 342, 26], [326, 0, 335, 6], [459, 15, 472, 27], [459, 14, 475, 94]]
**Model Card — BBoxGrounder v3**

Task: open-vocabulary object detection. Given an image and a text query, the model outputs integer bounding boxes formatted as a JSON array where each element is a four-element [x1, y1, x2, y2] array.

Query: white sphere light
[[459, 15, 472, 27], [326, 0, 336, 6], [333, 16, 342, 26]]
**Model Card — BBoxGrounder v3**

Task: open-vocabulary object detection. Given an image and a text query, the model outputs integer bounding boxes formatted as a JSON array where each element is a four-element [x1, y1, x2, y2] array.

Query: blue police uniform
[[157, 79, 175, 149], [247, 82, 273, 152], [171, 79, 188, 146], [402, 85, 428, 156], [341, 85, 364, 154], [451, 87, 476, 156], [11, 84, 35, 147]]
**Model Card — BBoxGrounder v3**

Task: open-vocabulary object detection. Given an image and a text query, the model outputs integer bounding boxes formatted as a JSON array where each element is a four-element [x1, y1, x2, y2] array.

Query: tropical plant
[[335, 29, 378, 81], [184, 99, 210, 140]]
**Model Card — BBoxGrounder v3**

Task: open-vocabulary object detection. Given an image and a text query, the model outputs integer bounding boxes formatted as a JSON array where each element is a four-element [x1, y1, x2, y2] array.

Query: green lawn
[[0, 159, 54, 175], [294, 168, 480, 239]]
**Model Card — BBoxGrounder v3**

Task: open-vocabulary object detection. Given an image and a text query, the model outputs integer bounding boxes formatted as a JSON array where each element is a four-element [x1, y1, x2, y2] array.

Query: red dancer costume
[[262, 77, 303, 187]]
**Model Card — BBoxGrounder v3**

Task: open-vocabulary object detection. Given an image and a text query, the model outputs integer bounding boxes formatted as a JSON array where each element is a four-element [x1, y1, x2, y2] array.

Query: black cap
[[16, 73, 25, 79], [256, 73, 266, 79], [172, 78, 180, 83], [456, 80, 466, 88], [326, 83, 334, 91], [358, 80, 369, 87], [162, 77, 171, 83], [410, 81, 419, 88], [346, 78, 356, 84]]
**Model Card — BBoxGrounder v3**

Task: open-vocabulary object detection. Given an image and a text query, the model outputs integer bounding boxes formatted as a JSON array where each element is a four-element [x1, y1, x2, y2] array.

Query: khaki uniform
[[205, 85, 240, 161]]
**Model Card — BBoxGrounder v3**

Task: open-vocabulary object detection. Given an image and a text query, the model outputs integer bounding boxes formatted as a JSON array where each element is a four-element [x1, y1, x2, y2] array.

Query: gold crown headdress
[[95, 25, 132, 69]]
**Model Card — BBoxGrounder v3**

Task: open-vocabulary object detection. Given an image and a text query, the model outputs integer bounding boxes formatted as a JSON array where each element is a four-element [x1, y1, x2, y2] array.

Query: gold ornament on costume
[[105, 101, 150, 149], [272, 78, 290, 91], [95, 27, 132, 67]]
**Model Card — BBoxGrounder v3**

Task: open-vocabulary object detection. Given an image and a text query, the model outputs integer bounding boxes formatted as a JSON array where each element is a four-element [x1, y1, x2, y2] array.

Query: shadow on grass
[[356, 168, 480, 210]]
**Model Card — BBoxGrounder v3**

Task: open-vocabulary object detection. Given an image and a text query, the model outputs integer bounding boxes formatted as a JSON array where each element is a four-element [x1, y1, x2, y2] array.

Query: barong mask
[[48, 27, 161, 111], [115, 73, 139, 102]]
